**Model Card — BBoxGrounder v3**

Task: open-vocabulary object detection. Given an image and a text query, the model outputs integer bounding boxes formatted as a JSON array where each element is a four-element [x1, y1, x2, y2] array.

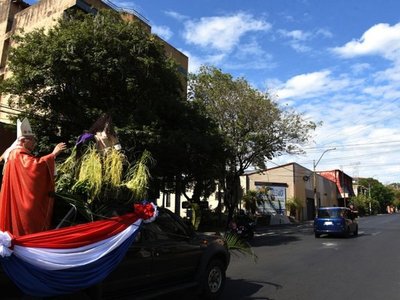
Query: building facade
[[0, 0, 188, 153], [241, 163, 340, 221], [319, 170, 355, 207], [159, 162, 355, 222]]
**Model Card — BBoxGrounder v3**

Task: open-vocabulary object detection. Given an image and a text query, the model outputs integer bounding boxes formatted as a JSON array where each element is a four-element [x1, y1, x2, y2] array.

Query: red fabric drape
[[11, 203, 154, 249], [13, 212, 137, 249]]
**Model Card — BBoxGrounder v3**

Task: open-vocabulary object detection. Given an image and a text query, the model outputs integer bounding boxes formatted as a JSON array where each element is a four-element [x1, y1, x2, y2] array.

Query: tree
[[350, 193, 379, 216], [285, 197, 303, 219], [188, 66, 316, 226], [388, 183, 400, 210], [357, 178, 395, 214], [242, 190, 265, 215], [0, 10, 227, 207], [2, 10, 182, 150]]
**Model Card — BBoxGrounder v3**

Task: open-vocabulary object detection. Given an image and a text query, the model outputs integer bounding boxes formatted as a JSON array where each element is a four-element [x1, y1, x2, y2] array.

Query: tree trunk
[[174, 175, 182, 215], [224, 173, 242, 230]]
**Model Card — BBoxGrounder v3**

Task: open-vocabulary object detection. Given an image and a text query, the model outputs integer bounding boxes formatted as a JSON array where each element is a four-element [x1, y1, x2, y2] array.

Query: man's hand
[[52, 142, 67, 157]]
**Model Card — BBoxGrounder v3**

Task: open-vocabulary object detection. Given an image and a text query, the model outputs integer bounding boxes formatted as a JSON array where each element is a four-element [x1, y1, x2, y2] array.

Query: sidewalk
[[255, 220, 313, 233]]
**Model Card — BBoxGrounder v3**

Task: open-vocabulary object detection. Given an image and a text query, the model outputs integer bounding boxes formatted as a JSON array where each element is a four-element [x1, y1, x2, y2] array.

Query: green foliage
[[125, 150, 154, 200], [189, 203, 202, 230], [223, 232, 258, 263], [350, 194, 379, 216], [189, 65, 317, 221], [242, 190, 268, 215], [0, 9, 182, 153], [198, 210, 227, 232], [357, 178, 395, 213], [285, 197, 303, 217], [388, 184, 400, 209], [1, 9, 227, 203], [56, 145, 154, 221], [73, 145, 103, 202], [103, 150, 124, 187]]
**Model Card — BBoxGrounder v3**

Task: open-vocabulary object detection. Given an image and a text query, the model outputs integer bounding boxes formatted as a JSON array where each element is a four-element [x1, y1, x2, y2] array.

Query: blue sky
[[26, 0, 400, 184]]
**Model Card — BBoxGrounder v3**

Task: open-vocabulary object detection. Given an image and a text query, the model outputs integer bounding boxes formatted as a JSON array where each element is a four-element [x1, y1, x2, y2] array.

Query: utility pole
[[341, 165, 345, 207], [368, 182, 371, 215], [313, 148, 336, 210], [368, 175, 376, 215]]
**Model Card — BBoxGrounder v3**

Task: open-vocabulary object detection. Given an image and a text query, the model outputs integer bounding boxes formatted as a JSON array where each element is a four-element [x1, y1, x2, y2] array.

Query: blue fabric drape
[[0, 231, 137, 297]]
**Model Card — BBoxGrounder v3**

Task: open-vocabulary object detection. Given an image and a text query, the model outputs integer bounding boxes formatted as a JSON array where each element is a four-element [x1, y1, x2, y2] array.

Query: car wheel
[[247, 230, 254, 240], [315, 233, 320, 238], [83, 284, 102, 300], [354, 225, 358, 236], [344, 227, 350, 238], [200, 259, 226, 299]]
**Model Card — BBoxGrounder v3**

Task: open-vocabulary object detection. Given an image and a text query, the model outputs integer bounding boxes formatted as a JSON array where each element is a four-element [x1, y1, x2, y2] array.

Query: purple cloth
[[75, 133, 94, 146]]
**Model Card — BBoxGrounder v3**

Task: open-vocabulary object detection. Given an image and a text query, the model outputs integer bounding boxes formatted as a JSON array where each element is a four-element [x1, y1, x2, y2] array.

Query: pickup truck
[[0, 207, 230, 299]]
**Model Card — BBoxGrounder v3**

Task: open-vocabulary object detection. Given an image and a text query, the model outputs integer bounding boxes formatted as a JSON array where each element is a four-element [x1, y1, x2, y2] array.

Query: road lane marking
[[322, 242, 338, 247], [371, 231, 381, 236]]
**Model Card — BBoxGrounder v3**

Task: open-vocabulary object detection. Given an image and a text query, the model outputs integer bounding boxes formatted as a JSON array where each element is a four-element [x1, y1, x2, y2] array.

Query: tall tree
[[0, 10, 226, 206], [388, 184, 400, 210], [188, 66, 317, 224], [358, 178, 395, 213]]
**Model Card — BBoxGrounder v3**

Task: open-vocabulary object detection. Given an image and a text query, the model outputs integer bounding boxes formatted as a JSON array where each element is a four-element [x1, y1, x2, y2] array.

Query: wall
[[0, 0, 188, 149], [242, 163, 339, 221]]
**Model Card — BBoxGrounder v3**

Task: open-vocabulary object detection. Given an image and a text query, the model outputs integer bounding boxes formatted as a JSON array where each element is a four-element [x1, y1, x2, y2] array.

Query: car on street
[[0, 207, 230, 300], [314, 206, 358, 238]]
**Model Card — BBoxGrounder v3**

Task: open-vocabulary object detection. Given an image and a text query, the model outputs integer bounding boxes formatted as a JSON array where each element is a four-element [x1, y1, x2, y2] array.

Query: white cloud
[[182, 13, 271, 52], [274, 70, 350, 100], [225, 38, 275, 71], [316, 28, 333, 38], [152, 25, 173, 40], [350, 63, 371, 74], [164, 10, 188, 22], [234, 39, 268, 58], [278, 29, 311, 52], [112, 1, 136, 7], [374, 63, 400, 83], [182, 50, 226, 73], [363, 84, 400, 100], [277, 28, 332, 53], [332, 22, 400, 62], [278, 29, 311, 41]]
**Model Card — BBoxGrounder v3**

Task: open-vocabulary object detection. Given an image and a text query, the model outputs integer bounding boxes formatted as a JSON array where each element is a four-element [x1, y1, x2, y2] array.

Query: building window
[[163, 192, 171, 208]]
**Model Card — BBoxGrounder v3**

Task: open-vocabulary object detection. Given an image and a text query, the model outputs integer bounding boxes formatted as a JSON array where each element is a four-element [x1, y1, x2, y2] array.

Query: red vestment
[[0, 147, 56, 237]]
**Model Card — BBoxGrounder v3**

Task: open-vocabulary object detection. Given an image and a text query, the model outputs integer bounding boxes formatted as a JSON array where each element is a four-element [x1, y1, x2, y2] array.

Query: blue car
[[314, 207, 358, 238]]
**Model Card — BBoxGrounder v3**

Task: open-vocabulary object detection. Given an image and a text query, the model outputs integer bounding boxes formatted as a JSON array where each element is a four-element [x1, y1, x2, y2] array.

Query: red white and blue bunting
[[0, 202, 157, 297]]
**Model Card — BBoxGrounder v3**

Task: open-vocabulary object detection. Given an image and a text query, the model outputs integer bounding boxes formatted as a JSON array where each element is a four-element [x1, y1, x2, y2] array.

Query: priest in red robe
[[0, 118, 66, 237]]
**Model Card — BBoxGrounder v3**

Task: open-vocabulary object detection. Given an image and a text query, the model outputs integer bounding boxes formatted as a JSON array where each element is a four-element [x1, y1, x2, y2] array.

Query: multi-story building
[[0, 0, 188, 153]]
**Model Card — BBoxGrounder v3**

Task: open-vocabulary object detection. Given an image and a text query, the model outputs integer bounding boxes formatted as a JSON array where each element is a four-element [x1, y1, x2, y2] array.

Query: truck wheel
[[200, 259, 226, 299], [354, 226, 358, 236]]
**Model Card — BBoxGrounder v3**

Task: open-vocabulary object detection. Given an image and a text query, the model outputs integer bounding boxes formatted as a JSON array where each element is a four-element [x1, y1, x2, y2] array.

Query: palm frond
[[103, 149, 125, 186], [223, 232, 258, 263], [124, 150, 154, 200], [72, 145, 102, 203], [57, 147, 78, 175]]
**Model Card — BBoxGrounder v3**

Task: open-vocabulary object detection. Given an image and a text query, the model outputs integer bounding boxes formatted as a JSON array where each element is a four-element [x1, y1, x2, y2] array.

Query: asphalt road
[[5, 214, 399, 300], [219, 213, 400, 300]]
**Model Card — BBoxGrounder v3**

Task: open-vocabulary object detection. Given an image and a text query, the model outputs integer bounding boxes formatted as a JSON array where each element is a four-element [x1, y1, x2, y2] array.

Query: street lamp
[[368, 182, 372, 214], [313, 148, 336, 210], [368, 175, 377, 215]]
